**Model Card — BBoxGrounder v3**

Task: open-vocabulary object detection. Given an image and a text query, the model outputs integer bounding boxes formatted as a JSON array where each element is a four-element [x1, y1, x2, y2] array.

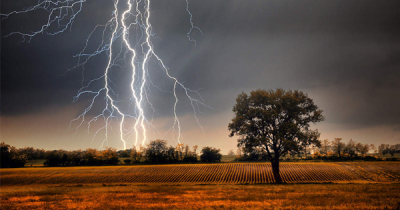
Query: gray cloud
[[2, 0, 400, 132]]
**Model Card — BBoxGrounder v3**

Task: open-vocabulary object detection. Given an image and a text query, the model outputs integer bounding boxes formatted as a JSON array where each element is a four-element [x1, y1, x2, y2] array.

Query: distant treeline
[[126, 140, 222, 164], [233, 139, 400, 162], [0, 140, 222, 168]]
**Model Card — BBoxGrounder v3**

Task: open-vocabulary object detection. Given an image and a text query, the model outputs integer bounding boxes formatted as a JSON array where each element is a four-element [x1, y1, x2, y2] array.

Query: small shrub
[[312, 151, 322, 159], [200, 147, 222, 163], [363, 155, 378, 161], [44, 151, 62, 166], [123, 159, 132, 164], [182, 155, 198, 163]]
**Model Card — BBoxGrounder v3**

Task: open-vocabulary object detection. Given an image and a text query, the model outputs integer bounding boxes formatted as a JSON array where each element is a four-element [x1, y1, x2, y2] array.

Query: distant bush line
[[2, 139, 398, 168], [233, 139, 400, 162], [0, 140, 222, 168], [234, 151, 398, 162]]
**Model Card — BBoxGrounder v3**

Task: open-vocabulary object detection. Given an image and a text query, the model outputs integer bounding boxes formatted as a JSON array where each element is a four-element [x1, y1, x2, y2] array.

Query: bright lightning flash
[[1, 0, 209, 149]]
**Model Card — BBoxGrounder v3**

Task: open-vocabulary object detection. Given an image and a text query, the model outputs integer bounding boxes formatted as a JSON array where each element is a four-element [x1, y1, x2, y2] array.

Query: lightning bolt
[[2, 0, 209, 150]]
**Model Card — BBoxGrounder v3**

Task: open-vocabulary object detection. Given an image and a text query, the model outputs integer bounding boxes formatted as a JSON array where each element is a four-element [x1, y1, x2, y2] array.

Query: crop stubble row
[[1, 162, 399, 186]]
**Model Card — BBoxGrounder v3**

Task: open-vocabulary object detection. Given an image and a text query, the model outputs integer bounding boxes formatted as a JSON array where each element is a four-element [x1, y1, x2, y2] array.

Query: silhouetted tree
[[118, 149, 130, 157], [344, 139, 357, 157], [377, 144, 400, 157], [85, 148, 100, 165], [176, 143, 184, 161], [145, 139, 168, 164], [236, 148, 243, 157], [130, 146, 141, 163], [44, 150, 62, 166], [193, 145, 198, 155], [70, 150, 84, 166], [228, 89, 324, 183], [165, 146, 178, 163], [0, 142, 27, 168], [379, 144, 390, 156], [356, 142, 370, 156], [370, 144, 377, 153], [332, 138, 345, 157], [101, 148, 119, 165], [227, 149, 235, 155], [395, 144, 400, 154], [320, 139, 331, 154], [18, 147, 35, 160], [182, 153, 198, 162], [138, 146, 147, 162], [388, 145, 397, 157], [200, 147, 222, 162], [124, 159, 132, 164]]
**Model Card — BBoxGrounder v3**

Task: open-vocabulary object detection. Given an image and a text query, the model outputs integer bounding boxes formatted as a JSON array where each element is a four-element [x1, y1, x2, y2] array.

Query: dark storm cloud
[[2, 0, 400, 131], [1, 0, 114, 115], [165, 0, 400, 129]]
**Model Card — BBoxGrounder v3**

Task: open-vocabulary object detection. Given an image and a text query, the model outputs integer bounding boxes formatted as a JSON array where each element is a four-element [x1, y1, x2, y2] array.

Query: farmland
[[2, 162, 399, 186], [1, 183, 399, 209], [2, 162, 400, 209]]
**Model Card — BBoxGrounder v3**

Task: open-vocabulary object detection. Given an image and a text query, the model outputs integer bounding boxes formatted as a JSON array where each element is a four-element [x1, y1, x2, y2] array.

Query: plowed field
[[1, 162, 399, 186]]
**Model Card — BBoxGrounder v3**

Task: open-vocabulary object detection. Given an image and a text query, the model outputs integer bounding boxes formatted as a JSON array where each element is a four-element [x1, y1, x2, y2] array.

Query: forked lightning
[[1, 0, 209, 149]]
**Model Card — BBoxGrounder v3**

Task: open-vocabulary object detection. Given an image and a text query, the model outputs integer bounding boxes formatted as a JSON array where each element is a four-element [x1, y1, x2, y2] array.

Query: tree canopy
[[200, 147, 222, 163], [228, 88, 324, 183]]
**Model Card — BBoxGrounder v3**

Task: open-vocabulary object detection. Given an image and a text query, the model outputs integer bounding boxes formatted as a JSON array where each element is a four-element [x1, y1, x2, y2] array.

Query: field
[[3, 162, 400, 185], [221, 155, 237, 162], [1, 162, 400, 209], [1, 183, 399, 209]]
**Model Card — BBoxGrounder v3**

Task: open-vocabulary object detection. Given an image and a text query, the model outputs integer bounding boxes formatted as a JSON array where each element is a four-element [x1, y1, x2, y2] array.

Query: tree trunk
[[304, 147, 307, 159], [271, 159, 282, 183]]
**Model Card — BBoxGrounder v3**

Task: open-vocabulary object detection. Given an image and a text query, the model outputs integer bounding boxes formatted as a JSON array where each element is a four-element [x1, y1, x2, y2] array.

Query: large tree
[[228, 89, 324, 183], [146, 139, 169, 164]]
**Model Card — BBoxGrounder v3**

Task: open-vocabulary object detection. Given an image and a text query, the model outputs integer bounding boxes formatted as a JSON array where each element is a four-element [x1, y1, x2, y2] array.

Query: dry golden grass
[[1, 183, 399, 209], [1, 162, 399, 186]]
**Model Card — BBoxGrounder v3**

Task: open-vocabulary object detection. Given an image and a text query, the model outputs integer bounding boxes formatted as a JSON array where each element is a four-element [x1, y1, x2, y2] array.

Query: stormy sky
[[1, 0, 400, 152]]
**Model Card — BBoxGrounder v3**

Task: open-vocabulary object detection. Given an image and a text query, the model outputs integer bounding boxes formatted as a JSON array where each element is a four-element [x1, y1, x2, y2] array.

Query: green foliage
[[123, 159, 132, 164], [234, 147, 269, 161], [145, 139, 169, 164], [69, 150, 85, 166], [85, 148, 101, 165], [318, 155, 381, 161], [200, 147, 222, 162], [43, 148, 120, 166], [379, 144, 400, 157], [118, 149, 131, 157], [165, 146, 178, 162], [16, 147, 45, 160], [44, 150, 64, 166], [331, 138, 345, 156], [129, 140, 198, 164], [343, 139, 357, 157], [2, 140, 207, 166], [228, 89, 324, 182], [130, 146, 146, 163], [0, 142, 27, 168], [379, 144, 390, 155], [182, 155, 198, 162], [101, 148, 120, 165], [355, 142, 370, 156], [229, 89, 323, 157]]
